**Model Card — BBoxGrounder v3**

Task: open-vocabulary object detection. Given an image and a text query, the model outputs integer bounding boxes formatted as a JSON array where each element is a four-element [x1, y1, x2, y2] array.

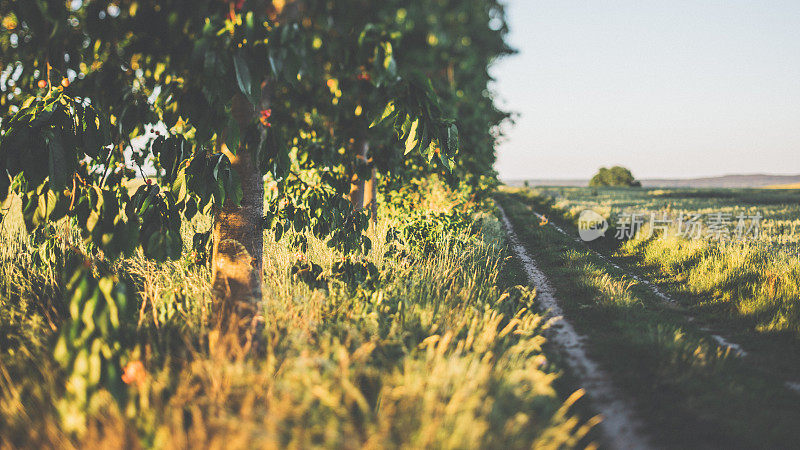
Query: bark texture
[[210, 3, 300, 324], [363, 165, 377, 227], [211, 94, 264, 317], [348, 139, 367, 210], [349, 172, 364, 211], [348, 140, 378, 226]]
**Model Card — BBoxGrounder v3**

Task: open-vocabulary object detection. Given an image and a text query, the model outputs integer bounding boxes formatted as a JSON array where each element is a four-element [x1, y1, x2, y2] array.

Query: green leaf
[[30, 100, 58, 128], [172, 169, 187, 203], [245, 11, 256, 38], [447, 124, 459, 155], [384, 55, 397, 77], [426, 140, 438, 162], [404, 119, 419, 155], [370, 101, 395, 128], [226, 117, 241, 155], [418, 122, 431, 155], [46, 131, 68, 190], [233, 52, 253, 100], [213, 173, 226, 206], [439, 153, 455, 173], [400, 114, 412, 139], [225, 169, 243, 207], [269, 52, 283, 79]]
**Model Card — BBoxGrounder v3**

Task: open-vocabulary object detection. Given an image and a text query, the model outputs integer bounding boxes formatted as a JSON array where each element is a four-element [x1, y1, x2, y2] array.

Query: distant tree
[[589, 166, 641, 187]]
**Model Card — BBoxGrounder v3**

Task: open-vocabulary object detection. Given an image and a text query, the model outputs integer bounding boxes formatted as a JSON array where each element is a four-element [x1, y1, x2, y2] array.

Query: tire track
[[525, 206, 749, 357], [525, 204, 800, 394], [498, 205, 651, 449]]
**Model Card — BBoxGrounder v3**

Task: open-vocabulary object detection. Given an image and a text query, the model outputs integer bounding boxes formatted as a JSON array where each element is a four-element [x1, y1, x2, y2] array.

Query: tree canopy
[[0, 1, 512, 430], [589, 166, 641, 187], [1, 0, 512, 256]]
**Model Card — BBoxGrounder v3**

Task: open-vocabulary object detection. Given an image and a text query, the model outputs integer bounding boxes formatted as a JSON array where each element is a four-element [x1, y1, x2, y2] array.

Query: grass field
[[531, 185, 800, 253], [766, 183, 800, 189], [496, 186, 800, 447], [512, 186, 800, 337], [4, 181, 800, 448], [0, 180, 600, 448]]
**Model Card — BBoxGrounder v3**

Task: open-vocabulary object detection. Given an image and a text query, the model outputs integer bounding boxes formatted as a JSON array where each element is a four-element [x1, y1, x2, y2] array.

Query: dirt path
[[498, 206, 651, 450]]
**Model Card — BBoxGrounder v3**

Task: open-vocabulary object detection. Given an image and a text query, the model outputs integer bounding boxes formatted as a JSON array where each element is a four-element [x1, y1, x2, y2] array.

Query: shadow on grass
[[496, 190, 800, 449]]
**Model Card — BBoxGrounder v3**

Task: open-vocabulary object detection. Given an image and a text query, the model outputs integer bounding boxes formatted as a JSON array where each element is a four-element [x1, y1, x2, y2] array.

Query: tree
[[589, 166, 641, 187], [0, 0, 510, 432], [391, 0, 514, 196], [288, 0, 513, 221], [0, 0, 462, 313]]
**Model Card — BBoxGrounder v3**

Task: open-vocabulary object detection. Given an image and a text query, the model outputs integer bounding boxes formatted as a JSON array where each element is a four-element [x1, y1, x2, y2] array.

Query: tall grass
[[508, 186, 800, 337], [496, 191, 800, 448], [621, 231, 800, 334], [0, 182, 594, 448]]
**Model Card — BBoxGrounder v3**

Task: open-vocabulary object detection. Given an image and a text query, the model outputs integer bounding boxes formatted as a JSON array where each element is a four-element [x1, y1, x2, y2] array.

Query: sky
[[491, 0, 800, 180]]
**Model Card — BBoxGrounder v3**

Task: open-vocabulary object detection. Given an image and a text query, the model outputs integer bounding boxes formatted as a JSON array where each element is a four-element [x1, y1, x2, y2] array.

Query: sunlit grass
[[0, 181, 594, 448], [496, 190, 800, 448], [509, 186, 800, 337]]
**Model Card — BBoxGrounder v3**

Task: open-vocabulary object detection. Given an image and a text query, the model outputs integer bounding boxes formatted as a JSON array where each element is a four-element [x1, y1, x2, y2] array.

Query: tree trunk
[[211, 94, 265, 319], [348, 139, 367, 210], [363, 166, 377, 228], [209, 4, 299, 324], [349, 139, 378, 226], [349, 173, 364, 211]]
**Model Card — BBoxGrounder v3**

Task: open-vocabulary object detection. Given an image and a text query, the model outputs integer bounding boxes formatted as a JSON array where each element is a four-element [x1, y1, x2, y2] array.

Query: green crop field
[[497, 186, 800, 448], [509, 186, 800, 335], [531, 186, 800, 254]]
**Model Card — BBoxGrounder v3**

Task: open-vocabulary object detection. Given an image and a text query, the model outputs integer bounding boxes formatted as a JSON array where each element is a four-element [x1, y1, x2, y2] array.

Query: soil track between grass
[[522, 200, 800, 395], [498, 205, 651, 449], [526, 205, 752, 357]]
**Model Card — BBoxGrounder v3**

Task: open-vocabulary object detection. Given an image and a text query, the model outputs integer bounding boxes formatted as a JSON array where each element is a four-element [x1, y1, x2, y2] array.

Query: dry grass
[[0, 181, 595, 448], [511, 185, 800, 337], [764, 183, 800, 189]]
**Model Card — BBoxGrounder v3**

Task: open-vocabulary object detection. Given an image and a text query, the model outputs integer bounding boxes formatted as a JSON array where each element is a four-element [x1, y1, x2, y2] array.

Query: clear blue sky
[[492, 1, 800, 180]]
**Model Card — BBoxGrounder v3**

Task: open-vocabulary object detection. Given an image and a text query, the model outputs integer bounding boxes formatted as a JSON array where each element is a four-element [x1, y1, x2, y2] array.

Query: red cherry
[[259, 109, 272, 127], [37, 79, 48, 89], [121, 361, 147, 386]]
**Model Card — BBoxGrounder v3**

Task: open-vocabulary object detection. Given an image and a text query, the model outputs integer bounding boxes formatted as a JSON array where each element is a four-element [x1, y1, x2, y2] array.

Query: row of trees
[[0, 0, 511, 308], [0, 0, 512, 430]]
